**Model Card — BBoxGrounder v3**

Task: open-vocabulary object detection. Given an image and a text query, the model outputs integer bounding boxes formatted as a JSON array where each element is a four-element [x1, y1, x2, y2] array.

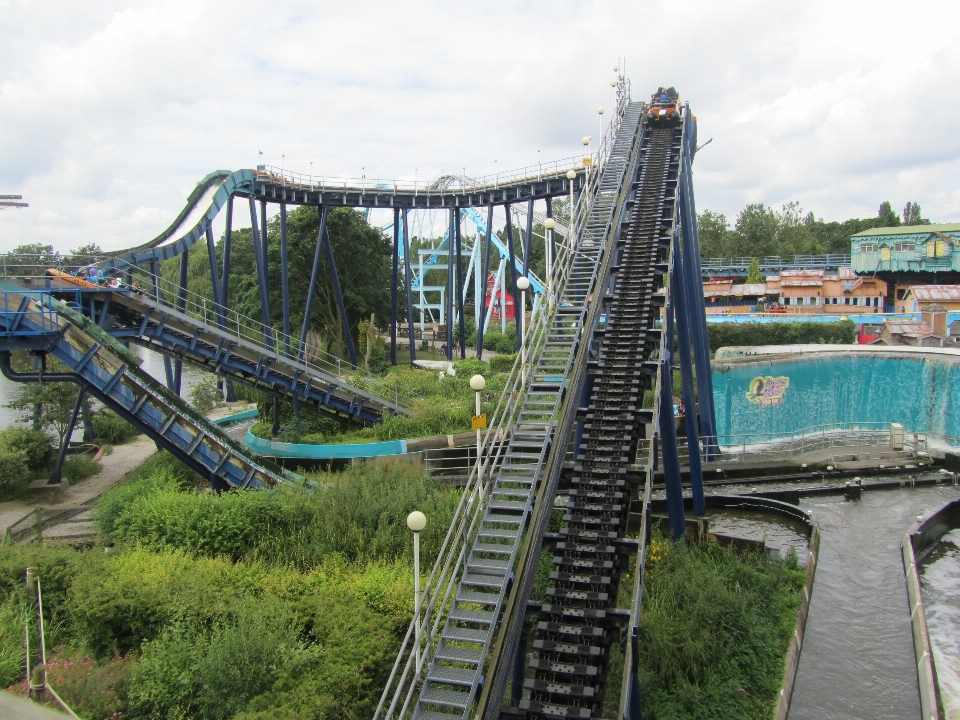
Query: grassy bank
[[249, 356, 514, 445], [635, 536, 806, 719], [1, 454, 459, 719]]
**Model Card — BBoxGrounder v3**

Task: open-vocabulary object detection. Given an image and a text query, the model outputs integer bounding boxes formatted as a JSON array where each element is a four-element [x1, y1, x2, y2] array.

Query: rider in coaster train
[[649, 86, 681, 121]]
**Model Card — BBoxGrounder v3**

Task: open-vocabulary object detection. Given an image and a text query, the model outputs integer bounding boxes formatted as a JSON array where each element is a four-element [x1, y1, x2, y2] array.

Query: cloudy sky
[[1, 0, 959, 253]]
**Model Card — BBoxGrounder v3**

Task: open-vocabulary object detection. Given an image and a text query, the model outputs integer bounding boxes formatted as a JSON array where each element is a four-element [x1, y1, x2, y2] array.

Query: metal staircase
[[390, 100, 648, 720], [0, 289, 297, 489]]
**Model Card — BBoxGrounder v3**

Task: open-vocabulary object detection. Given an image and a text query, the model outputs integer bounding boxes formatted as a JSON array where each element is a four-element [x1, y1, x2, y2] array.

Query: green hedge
[[707, 319, 855, 355], [92, 408, 140, 444], [0, 425, 52, 471]]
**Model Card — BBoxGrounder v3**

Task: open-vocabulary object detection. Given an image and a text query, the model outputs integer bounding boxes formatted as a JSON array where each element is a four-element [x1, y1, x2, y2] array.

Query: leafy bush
[[95, 453, 200, 539], [43, 647, 134, 720], [636, 537, 805, 718], [0, 425, 52, 471], [489, 352, 517, 373], [708, 319, 856, 355], [0, 449, 30, 496], [92, 408, 139, 444], [189, 375, 223, 414], [129, 601, 298, 720], [482, 326, 518, 353], [110, 460, 459, 569], [62, 454, 100, 482]]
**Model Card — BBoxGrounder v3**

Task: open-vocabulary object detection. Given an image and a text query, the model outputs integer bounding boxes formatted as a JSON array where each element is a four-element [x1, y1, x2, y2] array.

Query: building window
[[860, 244, 878, 253], [894, 242, 914, 252]]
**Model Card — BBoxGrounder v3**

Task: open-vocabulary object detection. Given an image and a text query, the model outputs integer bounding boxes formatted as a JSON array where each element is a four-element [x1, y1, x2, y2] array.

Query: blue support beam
[[298, 206, 329, 362], [402, 209, 416, 364], [659, 289, 686, 540], [679, 122, 719, 459], [476, 205, 493, 360], [220, 196, 236, 401], [455, 207, 465, 359], [522, 197, 533, 276], [446, 209, 454, 361], [323, 222, 358, 369], [173, 246, 189, 395], [671, 231, 705, 515], [249, 196, 274, 350], [390, 208, 399, 365], [504, 205, 520, 350], [279, 203, 291, 358]]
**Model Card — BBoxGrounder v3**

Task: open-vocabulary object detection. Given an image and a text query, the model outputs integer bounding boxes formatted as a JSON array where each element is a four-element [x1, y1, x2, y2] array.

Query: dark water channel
[[919, 527, 960, 718], [787, 483, 960, 720]]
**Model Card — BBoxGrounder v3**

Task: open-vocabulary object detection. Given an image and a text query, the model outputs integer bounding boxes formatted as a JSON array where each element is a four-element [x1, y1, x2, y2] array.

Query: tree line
[[698, 200, 932, 259]]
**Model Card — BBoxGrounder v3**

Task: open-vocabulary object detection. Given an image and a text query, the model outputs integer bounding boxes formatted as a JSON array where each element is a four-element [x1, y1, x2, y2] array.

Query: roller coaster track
[[380, 100, 649, 720], [0, 289, 298, 489], [378, 90, 705, 719], [503, 122, 681, 720]]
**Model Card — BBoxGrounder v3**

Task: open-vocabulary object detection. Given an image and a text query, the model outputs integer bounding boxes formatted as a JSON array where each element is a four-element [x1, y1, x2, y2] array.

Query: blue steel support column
[[659, 290, 686, 540], [204, 225, 224, 323], [455, 208, 465, 359], [48, 386, 85, 485], [323, 226, 358, 369], [680, 118, 718, 459], [671, 232, 705, 516], [504, 205, 520, 350], [390, 208, 399, 365], [221, 197, 236, 401], [545, 200, 556, 274], [476, 204, 493, 359], [445, 209, 454, 361], [173, 247, 189, 395], [298, 206, 329, 362], [249, 197, 274, 350], [522, 198, 533, 276], [149, 258, 175, 391], [279, 203, 291, 358], [402, 209, 416, 363]]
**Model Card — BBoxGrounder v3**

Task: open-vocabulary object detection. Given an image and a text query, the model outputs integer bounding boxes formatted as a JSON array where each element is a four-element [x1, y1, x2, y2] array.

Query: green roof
[[852, 223, 960, 238]]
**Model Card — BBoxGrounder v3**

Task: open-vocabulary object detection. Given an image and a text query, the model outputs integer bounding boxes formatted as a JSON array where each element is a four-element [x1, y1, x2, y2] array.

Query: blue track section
[[0, 289, 298, 489]]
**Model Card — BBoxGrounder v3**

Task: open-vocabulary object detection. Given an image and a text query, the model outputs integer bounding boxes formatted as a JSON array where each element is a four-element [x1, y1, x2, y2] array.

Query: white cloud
[[1, 0, 959, 253]]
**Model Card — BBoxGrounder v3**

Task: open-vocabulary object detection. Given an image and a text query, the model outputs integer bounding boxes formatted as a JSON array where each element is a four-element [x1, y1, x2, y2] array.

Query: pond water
[[919, 527, 960, 720], [788, 484, 960, 720]]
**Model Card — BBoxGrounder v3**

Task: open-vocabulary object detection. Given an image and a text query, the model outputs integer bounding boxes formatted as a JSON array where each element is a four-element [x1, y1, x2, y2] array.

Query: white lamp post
[[566, 170, 577, 240], [407, 510, 427, 670], [598, 107, 605, 147], [544, 218, 556, 305], [516, 276, 530, 384], [470, 374, 486, 494], [582, 136, 592, 182]]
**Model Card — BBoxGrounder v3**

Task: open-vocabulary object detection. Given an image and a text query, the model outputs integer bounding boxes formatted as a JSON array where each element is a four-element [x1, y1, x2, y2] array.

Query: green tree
[[735, 204, 781, 256], [746, 257, 762, 284], [877, 201, 901, 227], [902, 202, 930, 226], [4, 359, 80, 447]]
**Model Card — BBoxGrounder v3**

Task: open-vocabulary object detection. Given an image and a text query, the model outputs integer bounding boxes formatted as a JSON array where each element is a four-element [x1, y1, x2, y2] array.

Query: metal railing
[[636, 421, 926, 466], [700, 254, 852, 271], [0, 257, 421, 411], [254, 153, 589, 197], [373, 93, 622, 719]]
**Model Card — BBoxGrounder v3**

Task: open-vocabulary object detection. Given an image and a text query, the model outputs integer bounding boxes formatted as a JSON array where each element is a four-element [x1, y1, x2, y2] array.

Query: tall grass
[[636, 537, 805, 719]]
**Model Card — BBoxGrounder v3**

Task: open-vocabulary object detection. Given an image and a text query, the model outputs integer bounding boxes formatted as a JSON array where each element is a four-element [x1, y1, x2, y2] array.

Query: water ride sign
[[745, 375, 790, 407]]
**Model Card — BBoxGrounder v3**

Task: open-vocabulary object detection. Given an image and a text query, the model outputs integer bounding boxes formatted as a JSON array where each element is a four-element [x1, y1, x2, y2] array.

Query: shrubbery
[[92, 408, 140, 444], [62, 454, 100, 483], [707, 319, 856, 355], [0, 449, 29, 496], [189, 375, 223, 414], [0, 426, 52, 471]]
